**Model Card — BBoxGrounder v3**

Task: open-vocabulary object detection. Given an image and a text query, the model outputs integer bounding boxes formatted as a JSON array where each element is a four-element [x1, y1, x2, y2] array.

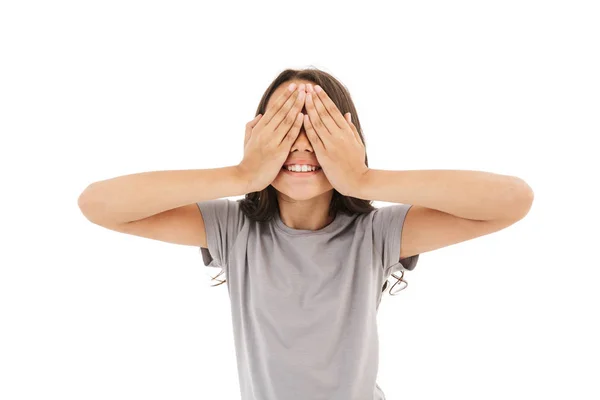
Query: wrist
[[235, 164, 254, 194]]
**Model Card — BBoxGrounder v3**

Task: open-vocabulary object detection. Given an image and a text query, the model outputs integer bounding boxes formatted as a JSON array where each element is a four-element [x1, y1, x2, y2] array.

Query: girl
[[78, 68, 534, 400]]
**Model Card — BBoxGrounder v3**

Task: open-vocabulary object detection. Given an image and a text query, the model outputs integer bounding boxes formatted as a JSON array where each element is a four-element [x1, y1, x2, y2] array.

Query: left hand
[[303, 84, 369, 197]]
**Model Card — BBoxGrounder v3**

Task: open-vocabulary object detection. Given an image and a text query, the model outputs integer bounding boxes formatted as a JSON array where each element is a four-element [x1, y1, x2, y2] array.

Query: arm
[[77, 165, 250, 226], [356, 169, 534, 221], [354, 169, 534, 260]]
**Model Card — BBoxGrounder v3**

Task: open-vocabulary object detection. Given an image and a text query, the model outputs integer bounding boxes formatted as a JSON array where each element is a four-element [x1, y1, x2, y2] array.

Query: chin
[[271, 181, 333, 202]]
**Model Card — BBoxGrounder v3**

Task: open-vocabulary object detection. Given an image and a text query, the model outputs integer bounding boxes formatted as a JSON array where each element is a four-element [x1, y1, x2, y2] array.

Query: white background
[[1, 0, 598, 399]]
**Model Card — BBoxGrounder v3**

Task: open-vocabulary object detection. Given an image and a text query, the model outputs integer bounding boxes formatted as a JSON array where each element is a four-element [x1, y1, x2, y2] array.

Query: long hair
[[210, 67, 405, 296]]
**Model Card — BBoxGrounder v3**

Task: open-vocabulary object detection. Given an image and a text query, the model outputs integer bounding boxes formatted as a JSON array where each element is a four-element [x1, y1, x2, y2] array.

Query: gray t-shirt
[[197, 198, 419, 400]]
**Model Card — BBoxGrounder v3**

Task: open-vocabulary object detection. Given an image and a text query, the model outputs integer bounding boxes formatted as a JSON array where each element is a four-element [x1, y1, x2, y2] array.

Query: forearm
[[355, 169, 534, 221], [78, 165, 248, 225]]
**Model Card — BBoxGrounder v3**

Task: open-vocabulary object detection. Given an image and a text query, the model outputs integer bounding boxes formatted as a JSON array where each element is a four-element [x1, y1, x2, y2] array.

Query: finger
[[303, 113, 325, 152], [269, 88, 302, 130], [309, 90, 339, 134], [244, 114, 263, 146], [304, 92, 329, 137], [275, 88, 305, 141], [346, 113, 363, 145], [313, 86, 346, 130], [283, 112, 305, 147], [262, 83, 299, 127]]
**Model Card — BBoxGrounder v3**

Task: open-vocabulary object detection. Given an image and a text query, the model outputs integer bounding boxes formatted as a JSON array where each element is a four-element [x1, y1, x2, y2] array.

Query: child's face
[[267, 80, 334, 201]]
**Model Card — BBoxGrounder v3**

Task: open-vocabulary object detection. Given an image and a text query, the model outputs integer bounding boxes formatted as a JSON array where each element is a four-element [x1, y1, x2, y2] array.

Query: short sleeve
[[372, 204, 420, 277], [196, 198, 244, 270]]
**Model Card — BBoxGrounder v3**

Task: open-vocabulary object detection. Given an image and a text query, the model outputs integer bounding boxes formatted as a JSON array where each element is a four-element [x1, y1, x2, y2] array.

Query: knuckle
[[280, 94, 294, 109], [283, 113, 295, 126], [276, 99, 286, 112]]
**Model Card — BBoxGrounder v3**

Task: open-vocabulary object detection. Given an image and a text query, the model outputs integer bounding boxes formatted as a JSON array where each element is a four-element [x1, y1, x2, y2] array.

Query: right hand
[[238, 83, 306, 193]]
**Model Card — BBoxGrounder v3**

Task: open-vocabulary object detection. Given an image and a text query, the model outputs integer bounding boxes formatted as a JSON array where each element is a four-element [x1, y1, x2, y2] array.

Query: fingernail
[[314, 85, 322, 93], [288, 83, 297, 92]]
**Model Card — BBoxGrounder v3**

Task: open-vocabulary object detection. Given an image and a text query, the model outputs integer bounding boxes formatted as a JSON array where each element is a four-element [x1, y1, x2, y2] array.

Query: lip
[[281, 166, 322, 177], [284, 159, 320, 167]]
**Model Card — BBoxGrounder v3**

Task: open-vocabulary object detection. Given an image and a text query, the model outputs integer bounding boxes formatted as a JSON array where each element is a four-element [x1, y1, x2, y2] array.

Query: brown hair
[[209, 67, 405, 296]]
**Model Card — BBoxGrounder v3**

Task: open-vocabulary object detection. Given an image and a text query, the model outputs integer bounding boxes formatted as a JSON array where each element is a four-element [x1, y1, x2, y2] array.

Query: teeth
[[285, 165, 320, 172]]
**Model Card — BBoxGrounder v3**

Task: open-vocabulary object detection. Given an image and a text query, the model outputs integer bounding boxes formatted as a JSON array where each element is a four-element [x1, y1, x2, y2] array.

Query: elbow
[[77, 183, 102, 223], [78, 182, 95, 208], [511, 178, 535, 220]]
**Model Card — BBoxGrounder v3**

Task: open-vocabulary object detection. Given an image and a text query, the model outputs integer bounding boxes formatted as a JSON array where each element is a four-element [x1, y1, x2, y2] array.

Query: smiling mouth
[[282, 166, 321, 171], [281, 166, 322, 175]]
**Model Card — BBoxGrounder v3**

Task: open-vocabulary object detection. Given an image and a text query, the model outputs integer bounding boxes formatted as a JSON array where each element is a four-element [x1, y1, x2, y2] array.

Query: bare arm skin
[[77, 165, 250, 247]]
